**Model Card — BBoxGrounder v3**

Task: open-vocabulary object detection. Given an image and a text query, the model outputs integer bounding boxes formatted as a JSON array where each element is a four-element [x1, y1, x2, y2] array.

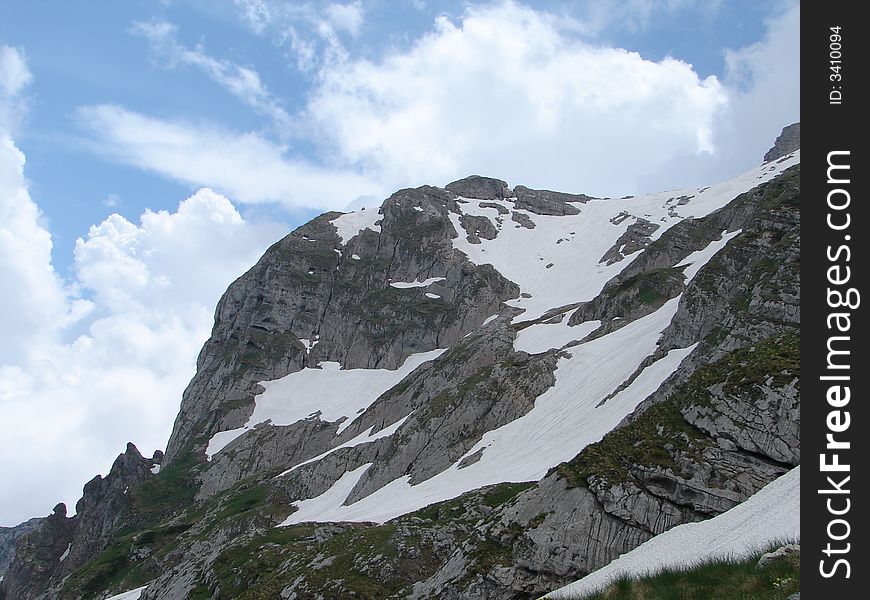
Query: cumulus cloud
[[638, 2, 800, 191], [0, 179, 285, 525], [75, 104, 382, 209], [81, 2, 738, 204], [0, 52, 287, 524], [304, 1, 727, 197]]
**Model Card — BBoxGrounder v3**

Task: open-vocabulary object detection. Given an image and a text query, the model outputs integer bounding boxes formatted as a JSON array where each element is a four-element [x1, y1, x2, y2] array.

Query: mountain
[[1, 125, 800, 600]]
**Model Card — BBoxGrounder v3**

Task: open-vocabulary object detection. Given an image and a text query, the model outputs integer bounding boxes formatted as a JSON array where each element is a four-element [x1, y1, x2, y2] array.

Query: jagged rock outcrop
[[0, 505, 73, 600], [0, 444, 162, 600], [0, 518, 42, 580], [763, 122, 800, 162]]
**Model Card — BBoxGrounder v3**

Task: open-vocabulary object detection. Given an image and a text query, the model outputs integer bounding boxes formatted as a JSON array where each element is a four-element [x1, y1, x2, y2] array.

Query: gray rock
[[757, 543, 799, 568], [445, 175, 510, 199], [513, 185, 591, 215], [0, 517, 43, 579], [763, 123, 800, 162]]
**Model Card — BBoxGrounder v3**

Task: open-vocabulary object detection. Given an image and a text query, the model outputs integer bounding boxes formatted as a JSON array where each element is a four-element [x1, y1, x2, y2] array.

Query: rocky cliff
[[1, 127, 800, 600]]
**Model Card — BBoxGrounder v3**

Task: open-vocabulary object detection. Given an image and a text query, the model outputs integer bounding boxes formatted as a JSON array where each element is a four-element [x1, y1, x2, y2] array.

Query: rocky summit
[[1, 126, 801, 600]]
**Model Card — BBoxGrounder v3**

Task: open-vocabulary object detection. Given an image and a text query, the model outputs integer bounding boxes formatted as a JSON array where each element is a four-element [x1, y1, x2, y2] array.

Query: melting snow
[[389, 277, 446, 289], [425, 292, 441, 299], [481, 314, 499, 327], [205, 349, 445, 459], [676, 229, 742, 282], [545, 466, 800, 599], [279, 414, 413, 477], [447, 153, 799, 322], [351, 254, 361, 260], [103, 586, 149, 600], [514, 319, 601, 354], [150, 464, 161, 475], [282, 299, 696, 524], [331, 209, 383, 244]]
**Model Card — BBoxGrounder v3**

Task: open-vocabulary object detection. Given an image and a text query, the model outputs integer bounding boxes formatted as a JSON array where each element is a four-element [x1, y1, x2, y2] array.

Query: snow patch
[[389, 277, 446, 289], [331, 209, 382, 244], [59, 543, 71, 562], [150, 464, 161, 475], [545, 467, 801, 598], [205, 349, 445, 459], [676, 229, 742, 282], [447, 152, 799, 322], [280, 299, 696, 524], [351, 254, 361, 260], [104, 586, 149, 600], [299, 338, 319, 355], [514, 319, 601, 354], [425, 292, 441, 299], [481, 314, 499, 327], [279, 414, 413, 477]]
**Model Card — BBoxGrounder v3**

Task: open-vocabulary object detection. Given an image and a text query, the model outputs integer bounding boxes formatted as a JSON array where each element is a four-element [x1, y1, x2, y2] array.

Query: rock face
[[2, 127, 801, 600], [0, 518, 43, 580], [763, 122, 800, 162]]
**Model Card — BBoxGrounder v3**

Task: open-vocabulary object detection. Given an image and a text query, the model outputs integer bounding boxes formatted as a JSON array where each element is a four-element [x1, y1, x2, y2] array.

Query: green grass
[[559, 546, 799, 600]]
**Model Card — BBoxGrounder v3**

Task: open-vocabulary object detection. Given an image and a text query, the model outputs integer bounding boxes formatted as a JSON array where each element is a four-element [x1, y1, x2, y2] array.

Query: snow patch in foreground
[[545, 466, 800, 599], [205, 349, 444, 459]]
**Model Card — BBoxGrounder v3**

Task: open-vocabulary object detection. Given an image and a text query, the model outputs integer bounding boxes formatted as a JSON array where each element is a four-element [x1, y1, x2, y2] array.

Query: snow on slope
[[331, 208, 383, 244], [273, 154, 799, 525], [389, 277, 446, 288], [282, 299, 696, 525], [448, 152, 799, 322], [677, 229, 742, 282], [544, 466, 801, 599], [514, 319, 601, 354], [205, 349, 444, 459], [104, 586, 149, 600], [278, 414, 413, 476]]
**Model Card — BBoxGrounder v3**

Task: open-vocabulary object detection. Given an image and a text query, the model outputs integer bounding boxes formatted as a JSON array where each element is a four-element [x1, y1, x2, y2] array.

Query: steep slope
[[544, 466, 800, 599], [1, 130, 800, 600]]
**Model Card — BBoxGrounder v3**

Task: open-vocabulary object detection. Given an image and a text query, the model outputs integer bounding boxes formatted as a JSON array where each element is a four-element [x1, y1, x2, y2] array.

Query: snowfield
[[205, 348, 444, 459], [281, 298, 697, 525], [544, 466, 801, 599], [448, 152, 798, 322], [203, 153, 802, 532]]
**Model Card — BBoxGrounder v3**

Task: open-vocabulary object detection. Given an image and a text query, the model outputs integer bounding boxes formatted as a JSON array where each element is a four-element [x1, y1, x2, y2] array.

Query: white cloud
[[638, 3, 800, 190], [303, 1, 727, 196], [0, 177, 286, 525], [131, 20, 294, 134], [232, 1, 363, 71], [234, 0, 273, 34], [85, 2, 734, 202], [0, 45, 33, 132], [0, 46, 32, 97], [0, 52, 288, 524], [325, 1, 365, 37], [76, 104, 382, 209]]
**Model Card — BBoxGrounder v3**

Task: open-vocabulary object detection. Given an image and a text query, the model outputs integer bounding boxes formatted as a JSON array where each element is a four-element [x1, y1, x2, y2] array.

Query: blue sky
[[0, 0, 799, 525]]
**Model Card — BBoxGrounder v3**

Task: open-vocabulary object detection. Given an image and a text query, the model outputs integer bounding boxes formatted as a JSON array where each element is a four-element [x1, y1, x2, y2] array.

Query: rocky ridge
[[1, 127, 800, 600]]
